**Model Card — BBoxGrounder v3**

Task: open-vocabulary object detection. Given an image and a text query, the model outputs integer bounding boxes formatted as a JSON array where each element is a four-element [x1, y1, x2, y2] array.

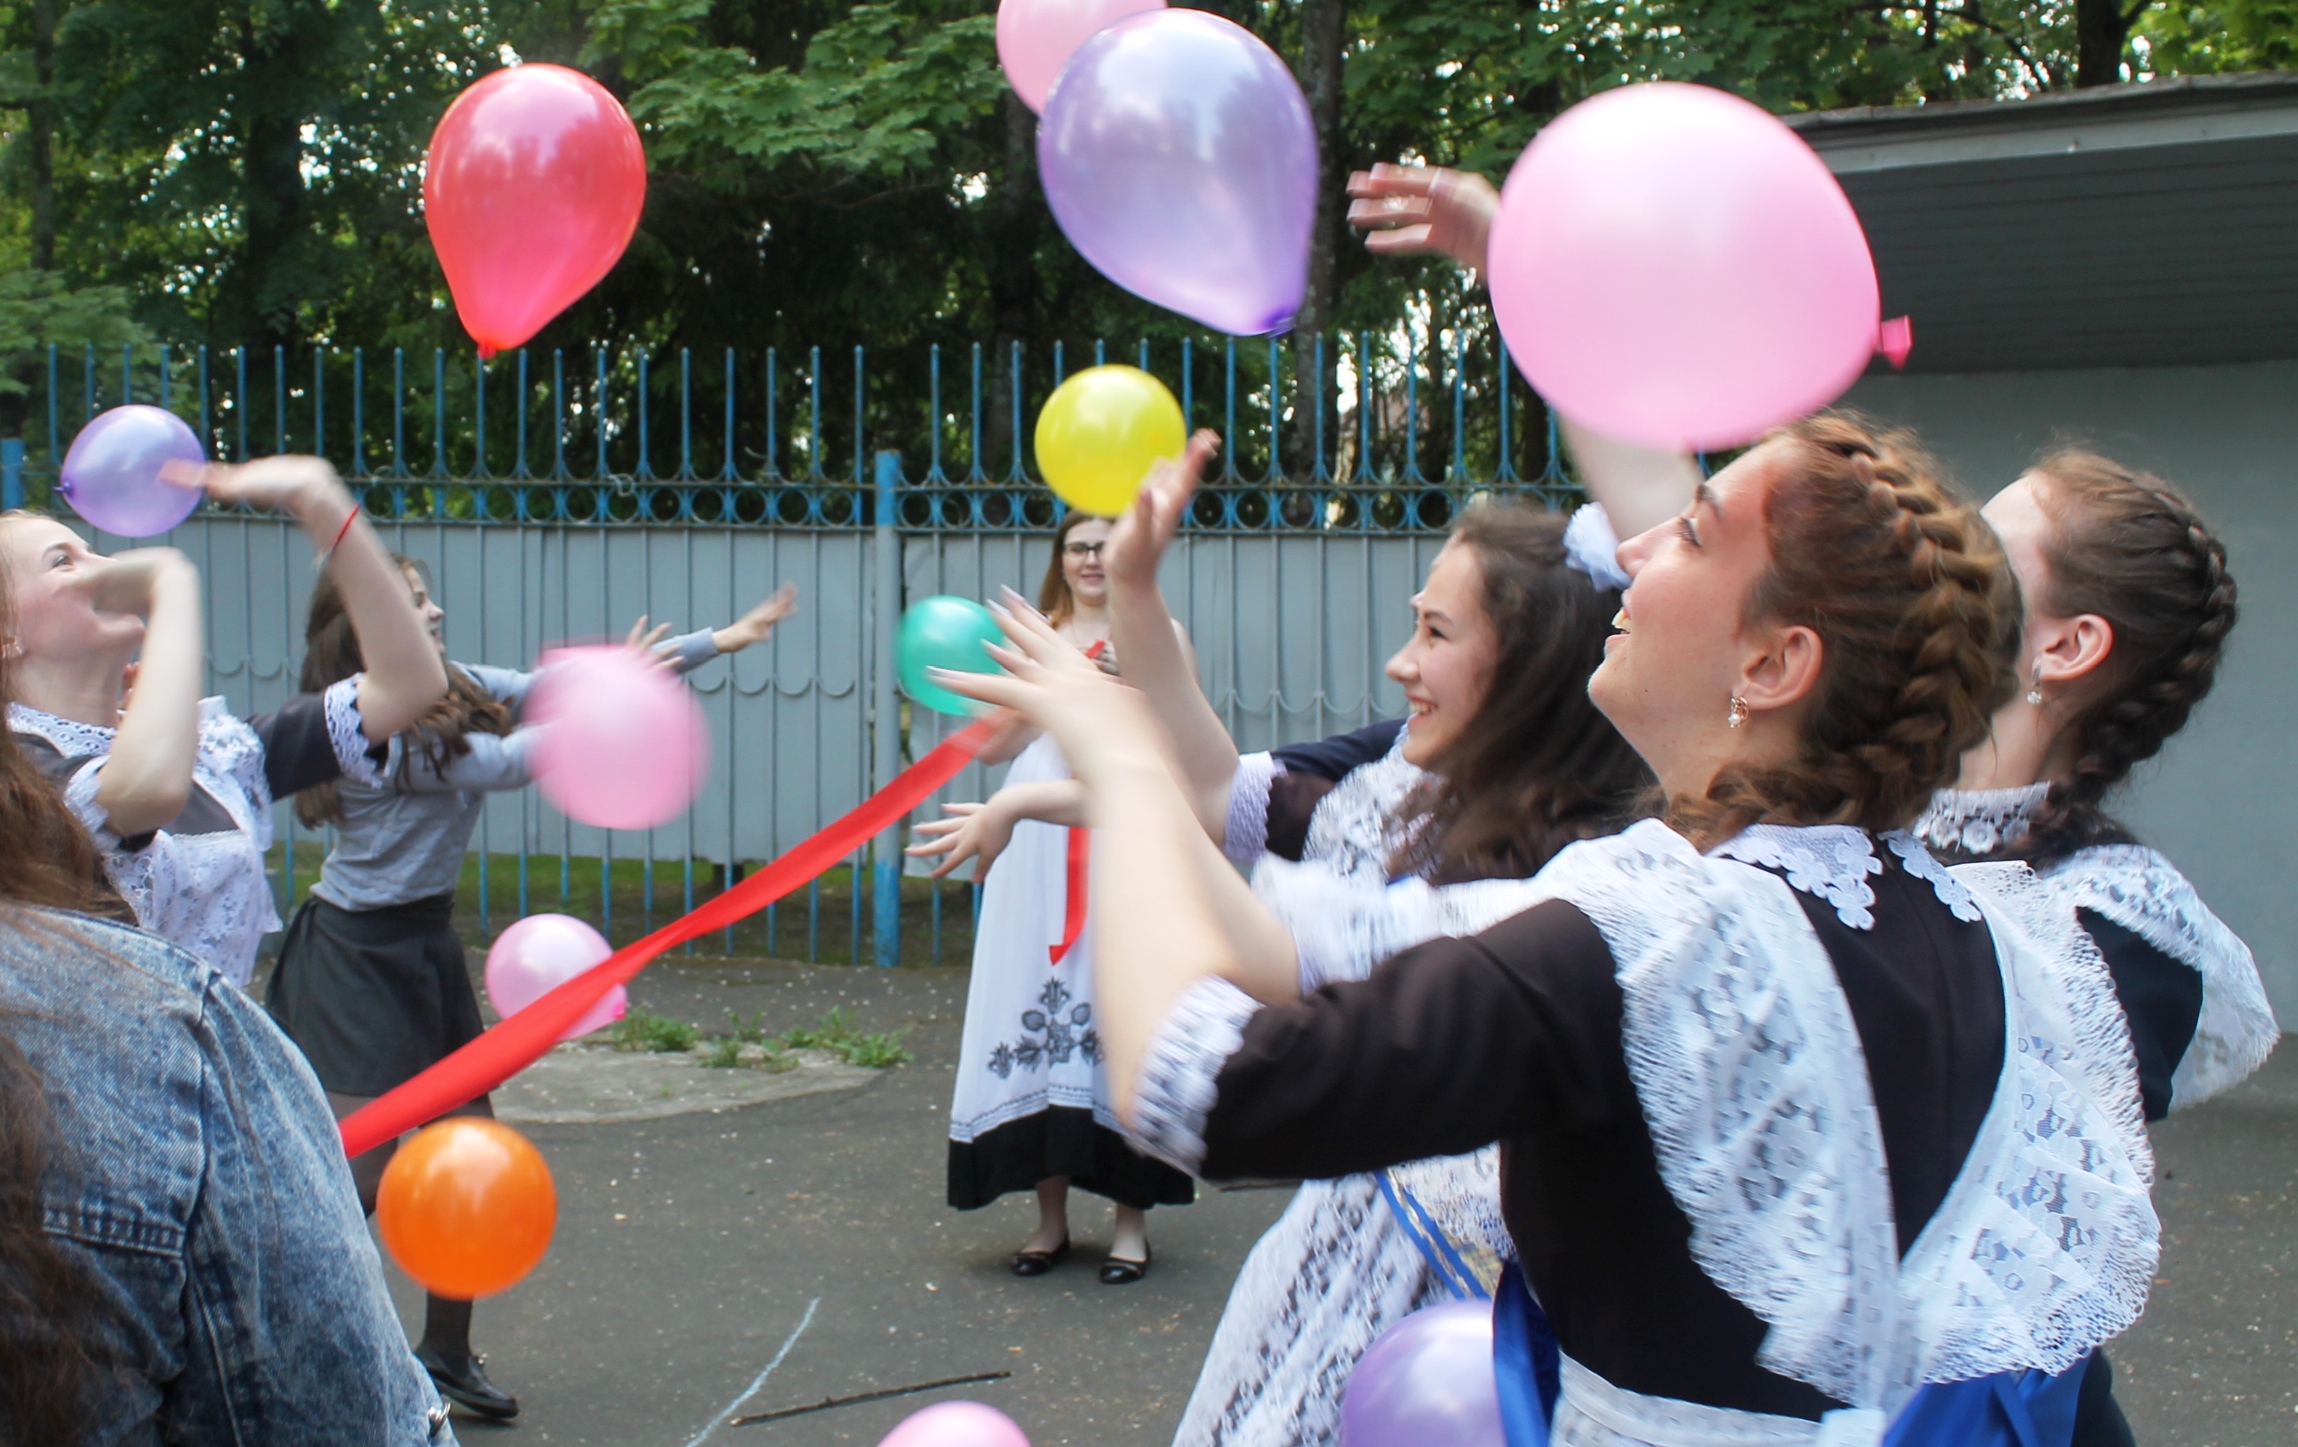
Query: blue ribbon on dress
[[1492, 1262, 1560, 1447], [1883, 1356, 2093, 1447]]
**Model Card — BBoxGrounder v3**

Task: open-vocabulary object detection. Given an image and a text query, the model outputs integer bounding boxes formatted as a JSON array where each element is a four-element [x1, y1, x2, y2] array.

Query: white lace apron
[[1233, 821, 2158, 1447]]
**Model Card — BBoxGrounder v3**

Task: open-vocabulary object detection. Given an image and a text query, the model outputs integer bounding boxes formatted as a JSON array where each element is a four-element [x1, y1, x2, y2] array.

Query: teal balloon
[[898, 596, 1004, 716]]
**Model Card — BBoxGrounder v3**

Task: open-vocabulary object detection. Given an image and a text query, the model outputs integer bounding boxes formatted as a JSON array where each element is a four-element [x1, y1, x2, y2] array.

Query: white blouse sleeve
[[1222, 752, 1282, 867]]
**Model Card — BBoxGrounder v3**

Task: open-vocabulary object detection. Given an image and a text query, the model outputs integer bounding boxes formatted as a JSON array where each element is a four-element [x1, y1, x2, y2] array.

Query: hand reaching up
[[1345, 163, 1500, 274], [1106, 429, 1220, 593]]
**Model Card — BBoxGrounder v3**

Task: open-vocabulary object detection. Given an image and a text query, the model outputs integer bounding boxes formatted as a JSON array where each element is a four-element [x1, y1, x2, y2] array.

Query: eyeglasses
[[1063, 542, 1106, 560]]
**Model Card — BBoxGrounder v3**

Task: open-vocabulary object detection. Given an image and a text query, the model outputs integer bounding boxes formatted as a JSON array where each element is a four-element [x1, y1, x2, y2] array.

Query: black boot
[[417, 1295, 518, 1420]]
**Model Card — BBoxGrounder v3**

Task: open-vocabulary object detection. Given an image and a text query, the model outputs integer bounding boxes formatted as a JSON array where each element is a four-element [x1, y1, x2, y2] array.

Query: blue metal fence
[[15, 331, 1570, 973], [17, 330, 1580, 534]]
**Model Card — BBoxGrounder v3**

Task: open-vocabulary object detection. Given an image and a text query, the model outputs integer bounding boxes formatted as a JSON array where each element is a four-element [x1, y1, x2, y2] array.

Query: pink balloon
[[1487, 82, 1882, 451], [877, 1401, 1030, 1447], [994, 0, 1164, 113], [525, 645, 709, 830], [484, 913, 627, 1039]]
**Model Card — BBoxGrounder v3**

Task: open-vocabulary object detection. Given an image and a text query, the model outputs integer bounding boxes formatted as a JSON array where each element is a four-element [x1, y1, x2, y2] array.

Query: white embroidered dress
[[1137, 821, 2160, 1447]]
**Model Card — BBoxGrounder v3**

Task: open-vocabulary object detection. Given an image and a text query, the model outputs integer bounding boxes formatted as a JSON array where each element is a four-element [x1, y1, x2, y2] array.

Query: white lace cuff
[[1222, 753, 1281, 868], [1563, 503, 1631, 592], [1127, 977, 1257, 1175], [59, 757, 127, 852], [324, 676, 385, 787]]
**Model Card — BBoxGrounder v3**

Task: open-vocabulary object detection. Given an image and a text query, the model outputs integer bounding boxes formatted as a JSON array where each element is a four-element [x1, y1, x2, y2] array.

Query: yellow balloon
[[1034, 365, 1186, 517]]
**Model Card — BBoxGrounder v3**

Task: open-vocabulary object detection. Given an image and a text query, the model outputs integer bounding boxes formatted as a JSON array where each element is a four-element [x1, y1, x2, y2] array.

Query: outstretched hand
[[716, 582, 799, 654], [1345, 163, 1500, 274], [928, 590, 1167, 786], [905, 801, 1014, 881], [1105, 429, 1220, 593]]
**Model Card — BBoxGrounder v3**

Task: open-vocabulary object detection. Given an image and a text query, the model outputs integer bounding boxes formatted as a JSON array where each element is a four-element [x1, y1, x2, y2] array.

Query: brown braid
[[2016, 451, 2238, 863], [1671, 413, 2018, 844]]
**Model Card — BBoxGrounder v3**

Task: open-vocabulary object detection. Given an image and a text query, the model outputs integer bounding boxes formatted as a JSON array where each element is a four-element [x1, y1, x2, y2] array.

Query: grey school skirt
[[266, 893, 485, 1098]]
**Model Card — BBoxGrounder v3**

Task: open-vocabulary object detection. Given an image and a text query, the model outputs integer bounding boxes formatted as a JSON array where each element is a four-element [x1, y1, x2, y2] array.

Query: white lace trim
[[1911, 784, 2051, 858], [2042, 845, 2280, 1111], [1917, 862, 2158, 1386], [1709, 824, 1883, 928], [1222, 752, 1282, 869], [1296, 723, 1430, 884], [1564, 502, 1632, 593], [1131, 976, 1258, 1176], [322, 675, 383, 787], [1880, 832, 1983, 923]]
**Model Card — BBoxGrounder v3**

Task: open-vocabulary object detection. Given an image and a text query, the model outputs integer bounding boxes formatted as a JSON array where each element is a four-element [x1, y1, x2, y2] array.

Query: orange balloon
[[377, 1118, 558, 1299]]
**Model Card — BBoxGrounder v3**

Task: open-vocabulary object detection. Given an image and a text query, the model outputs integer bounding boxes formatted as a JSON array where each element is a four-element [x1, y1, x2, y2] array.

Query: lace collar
[[7, 701, 117, 756], [1708, 824, 1981, 929], [1911, 783, 2051, 858]]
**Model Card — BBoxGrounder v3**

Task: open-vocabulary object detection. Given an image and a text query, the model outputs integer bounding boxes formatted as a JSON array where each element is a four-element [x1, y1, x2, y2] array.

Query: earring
[[2025, 665, 2044, 707], [1726, 696, 1749, 730]]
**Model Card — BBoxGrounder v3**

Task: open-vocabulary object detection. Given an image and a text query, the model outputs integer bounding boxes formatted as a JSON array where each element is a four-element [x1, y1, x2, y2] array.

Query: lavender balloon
[[59, 405, 205, 538], [1038, 9, 1314, 335], [1340, 1301, 1506, 1447]]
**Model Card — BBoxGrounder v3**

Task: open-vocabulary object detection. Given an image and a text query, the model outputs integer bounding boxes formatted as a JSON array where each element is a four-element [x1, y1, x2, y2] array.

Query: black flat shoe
[[417, 1346, 520, 1420], [1011, 1233, 1071, 1277], [1100, 1243, 1152, 1285]]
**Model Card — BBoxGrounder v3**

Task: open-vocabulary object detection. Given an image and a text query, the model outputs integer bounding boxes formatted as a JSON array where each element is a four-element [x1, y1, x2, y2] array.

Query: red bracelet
[[327, 503, 361, 557]]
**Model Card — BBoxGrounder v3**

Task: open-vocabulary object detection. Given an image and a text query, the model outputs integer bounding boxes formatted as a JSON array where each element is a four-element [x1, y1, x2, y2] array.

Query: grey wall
[[1846, 360, 2296, 1023]]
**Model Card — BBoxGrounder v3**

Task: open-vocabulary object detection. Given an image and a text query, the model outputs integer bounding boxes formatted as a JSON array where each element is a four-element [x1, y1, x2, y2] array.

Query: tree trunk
[[1286, 0, 1346, 482], [2076, 0, 2150, 87], [984, 91, 1040, 481], [28, 0, 56, 272], [227, 5, 317, 352]]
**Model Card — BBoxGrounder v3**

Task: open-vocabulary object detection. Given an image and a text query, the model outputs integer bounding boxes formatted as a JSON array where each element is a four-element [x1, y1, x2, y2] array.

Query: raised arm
[[1348, 161, 1699, 539], [1102, 430, 1240, 840], [90, 549, 204, 838], [183, 456, 447, 741]]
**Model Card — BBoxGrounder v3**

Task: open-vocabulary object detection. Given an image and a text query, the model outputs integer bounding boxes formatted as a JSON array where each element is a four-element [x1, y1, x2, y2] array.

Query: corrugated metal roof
[[1783, 74, 2298, 372]]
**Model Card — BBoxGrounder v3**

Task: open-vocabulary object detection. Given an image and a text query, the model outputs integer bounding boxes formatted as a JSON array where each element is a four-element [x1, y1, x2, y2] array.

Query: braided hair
[[2017, 450, 2238, 862], [1673, 413, 2018, 844]]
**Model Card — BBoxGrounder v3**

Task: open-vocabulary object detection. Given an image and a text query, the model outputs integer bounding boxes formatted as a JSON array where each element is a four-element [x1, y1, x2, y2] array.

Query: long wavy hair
[[295, 554, 512, 825], [2010, 450, 2237, 864], [0, 552, 117, 1445], [1390, 500, 1651, 883], [1670, 413, 2018, 846]]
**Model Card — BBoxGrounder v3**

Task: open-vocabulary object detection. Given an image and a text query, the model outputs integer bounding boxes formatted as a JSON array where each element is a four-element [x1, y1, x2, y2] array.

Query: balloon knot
[[1876, 316, 1913, 370], [476, 343, 499, 361]]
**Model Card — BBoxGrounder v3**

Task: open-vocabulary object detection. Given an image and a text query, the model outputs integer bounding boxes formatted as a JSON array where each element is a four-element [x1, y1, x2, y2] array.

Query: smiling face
[[0, 516, 145, 666], [1385, 539, 1501, 767], [1060, 518, 1112, 610], [1590, 441, 1792, 796]]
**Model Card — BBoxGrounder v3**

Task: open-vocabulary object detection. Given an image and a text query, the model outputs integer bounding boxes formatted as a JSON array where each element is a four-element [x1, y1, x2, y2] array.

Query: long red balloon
[[341, 717, 1001, 1158]]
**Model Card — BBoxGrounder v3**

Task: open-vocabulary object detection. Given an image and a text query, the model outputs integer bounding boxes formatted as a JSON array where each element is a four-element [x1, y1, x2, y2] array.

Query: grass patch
[[775, 1006, 912, 1069], [609, 1011, 700, 1054]]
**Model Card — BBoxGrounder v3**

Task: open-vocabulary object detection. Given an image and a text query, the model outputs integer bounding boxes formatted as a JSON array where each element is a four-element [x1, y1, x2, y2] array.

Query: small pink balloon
[[877, 1401, 1030, 1447], [1487, 82, 1882, 451], [995, 0, 1164, 113], [59, 405, 206, 538], [525, 645, 710, 830], [484, 913, 627, 1039]]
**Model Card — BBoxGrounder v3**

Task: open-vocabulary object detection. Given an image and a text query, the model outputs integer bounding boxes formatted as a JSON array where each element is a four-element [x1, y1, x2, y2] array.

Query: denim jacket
[[0, 907, 452, 1446]]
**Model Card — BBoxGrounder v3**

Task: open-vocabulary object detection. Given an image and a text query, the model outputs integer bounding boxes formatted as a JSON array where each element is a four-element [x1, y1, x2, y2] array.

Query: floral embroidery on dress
[[985, 976, 1102, 1079], [1912, 783, 2051, 858], [1710, 824, 1884, 928]]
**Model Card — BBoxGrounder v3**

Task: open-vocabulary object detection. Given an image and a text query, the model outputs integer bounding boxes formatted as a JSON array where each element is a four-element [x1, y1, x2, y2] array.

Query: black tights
[[332, 1092, 494, 1363]]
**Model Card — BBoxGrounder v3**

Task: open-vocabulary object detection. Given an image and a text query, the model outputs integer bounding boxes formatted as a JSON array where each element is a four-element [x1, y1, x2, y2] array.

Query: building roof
[[1782, 73, 2298, 373]]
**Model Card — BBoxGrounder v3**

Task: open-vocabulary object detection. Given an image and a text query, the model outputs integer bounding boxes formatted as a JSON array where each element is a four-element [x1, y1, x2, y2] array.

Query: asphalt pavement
[[382, 957, 2294, 1447]]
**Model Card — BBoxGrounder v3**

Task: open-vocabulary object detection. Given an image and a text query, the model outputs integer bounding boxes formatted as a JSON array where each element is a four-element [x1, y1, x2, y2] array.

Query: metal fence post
[[872, 448, 903, 967], [1, 439, 22, 510]]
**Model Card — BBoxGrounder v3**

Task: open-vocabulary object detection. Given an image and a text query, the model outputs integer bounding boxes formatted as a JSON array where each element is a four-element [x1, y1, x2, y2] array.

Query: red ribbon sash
[[1050, 827, 1089, 964], [339, 715, 1002, 1158]]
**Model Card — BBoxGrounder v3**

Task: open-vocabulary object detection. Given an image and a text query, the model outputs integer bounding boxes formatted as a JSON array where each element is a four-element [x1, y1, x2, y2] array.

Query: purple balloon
[[1340, 1301, 1506, 1447], [59, 405, 205, 538], [1038, 9, 1314, 336]]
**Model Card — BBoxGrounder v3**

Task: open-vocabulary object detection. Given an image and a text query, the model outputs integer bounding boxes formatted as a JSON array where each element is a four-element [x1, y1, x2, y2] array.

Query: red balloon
[[424, 64, 646, 357]]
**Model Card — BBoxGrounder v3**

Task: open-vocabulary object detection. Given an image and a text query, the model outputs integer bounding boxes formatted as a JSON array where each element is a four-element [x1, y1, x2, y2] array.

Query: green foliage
[[777, 1006, 912, 1067], [610, 1009, 701, 1052], [0, 269, 145, 392], [2141, 0, 2298, 70]]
